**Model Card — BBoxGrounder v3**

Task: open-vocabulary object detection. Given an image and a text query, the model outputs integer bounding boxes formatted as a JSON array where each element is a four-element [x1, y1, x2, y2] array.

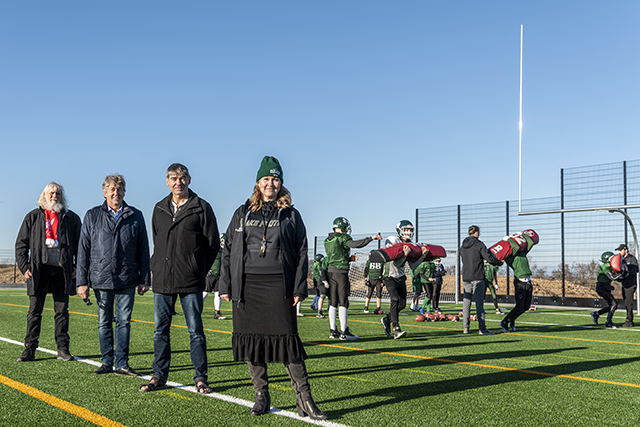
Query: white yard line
[[0, 336, 349, 427]]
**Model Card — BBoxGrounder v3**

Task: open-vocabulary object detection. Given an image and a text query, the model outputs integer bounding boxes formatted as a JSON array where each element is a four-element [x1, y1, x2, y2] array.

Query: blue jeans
[[463, 280, 487, 330], [95, 287, 135, 369], [153, 292, 208, 384]]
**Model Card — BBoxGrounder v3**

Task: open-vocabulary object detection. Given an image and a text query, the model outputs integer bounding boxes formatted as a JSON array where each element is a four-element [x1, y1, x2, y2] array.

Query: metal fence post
[[506, 200, 510, 296], [561, 168, 565, 298], [457, 204, 461, 302]]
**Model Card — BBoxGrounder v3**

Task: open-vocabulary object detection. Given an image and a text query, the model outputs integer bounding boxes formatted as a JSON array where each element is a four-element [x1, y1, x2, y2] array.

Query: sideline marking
[[302, 341, 640, 389], [400, 368, 447, 377], [0, 337, 348, 427], [0, 373, 127, 427]]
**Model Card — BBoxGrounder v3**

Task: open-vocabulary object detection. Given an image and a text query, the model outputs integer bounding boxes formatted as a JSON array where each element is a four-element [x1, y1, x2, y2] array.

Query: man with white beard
[[15, 182, 82, 362]]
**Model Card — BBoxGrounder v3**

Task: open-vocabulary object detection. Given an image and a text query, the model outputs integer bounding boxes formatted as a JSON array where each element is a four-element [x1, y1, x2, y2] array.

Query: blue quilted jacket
[[76, 201, 151, 290]]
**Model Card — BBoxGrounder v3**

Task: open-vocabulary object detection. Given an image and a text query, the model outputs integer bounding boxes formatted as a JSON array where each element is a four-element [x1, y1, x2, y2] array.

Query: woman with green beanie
[[220, 156, 327, 420]]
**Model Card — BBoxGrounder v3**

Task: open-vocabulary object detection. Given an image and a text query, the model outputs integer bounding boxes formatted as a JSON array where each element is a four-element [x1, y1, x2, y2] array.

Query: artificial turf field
[[1, 288, 640, 427]]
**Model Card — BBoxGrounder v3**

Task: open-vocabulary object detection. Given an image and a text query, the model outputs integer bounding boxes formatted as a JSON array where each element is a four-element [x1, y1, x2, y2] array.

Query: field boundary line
[[303, 341, 640, 389], [0, 336, 349, 427], [0, 372, 127, 427]]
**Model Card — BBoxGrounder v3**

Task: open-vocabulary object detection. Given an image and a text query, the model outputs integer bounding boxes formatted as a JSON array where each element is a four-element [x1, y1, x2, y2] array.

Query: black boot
[[297, 393, 328, 420], [17, 344, 36, 362], [250, 391, 271, 416], [57, 343, 74, 361]]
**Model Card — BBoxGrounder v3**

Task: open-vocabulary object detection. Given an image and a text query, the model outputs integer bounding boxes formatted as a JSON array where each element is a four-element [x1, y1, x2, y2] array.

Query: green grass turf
[[2, 288, 640, 426]]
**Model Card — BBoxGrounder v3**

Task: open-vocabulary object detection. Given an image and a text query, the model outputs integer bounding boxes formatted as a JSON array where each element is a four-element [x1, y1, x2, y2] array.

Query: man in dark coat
[[77, 174, 151, 376], [459, 225, 502, 335], [139, 163, 219, 394], [617, 244, 638, 327], [15, 182, 82, 362]]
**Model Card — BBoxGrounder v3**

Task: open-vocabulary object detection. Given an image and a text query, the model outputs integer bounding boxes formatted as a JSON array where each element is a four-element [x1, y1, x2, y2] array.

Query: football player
[[380, 220, 429, 339], [324, 217, 381, 340]]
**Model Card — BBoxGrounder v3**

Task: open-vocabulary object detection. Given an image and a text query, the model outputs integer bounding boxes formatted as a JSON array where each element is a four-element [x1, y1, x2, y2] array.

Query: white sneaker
[[363, 309, 370, 313], [296, 313, 304, 317]]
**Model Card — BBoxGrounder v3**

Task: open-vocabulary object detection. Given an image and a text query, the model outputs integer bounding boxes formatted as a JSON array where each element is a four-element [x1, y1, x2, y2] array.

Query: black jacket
[[76, 201, 151, 290], [15, 208, 82, 296], [621, 253, 639, 288], [150, 190, 219, 294], [219, 200, 309, 303], [460, 236, 502, 282]]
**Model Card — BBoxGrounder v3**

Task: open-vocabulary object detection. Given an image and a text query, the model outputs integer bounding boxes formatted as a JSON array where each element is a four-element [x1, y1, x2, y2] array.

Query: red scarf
[[45, 209, 59, 248]]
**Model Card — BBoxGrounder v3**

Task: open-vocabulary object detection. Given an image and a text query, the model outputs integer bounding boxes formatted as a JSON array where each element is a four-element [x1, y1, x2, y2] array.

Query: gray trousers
[[463, 280, 487, 330]]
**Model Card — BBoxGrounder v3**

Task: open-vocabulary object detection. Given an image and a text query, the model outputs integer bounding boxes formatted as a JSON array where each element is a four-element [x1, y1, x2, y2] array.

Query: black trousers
[[25, 265, 69, 348], [384, 276, 407, 328], [595, 282, 617, 324], [504, 279, 532, 324], [328, 271, 350, 308], [432, 281, 442, 309], [366, 279, 383, 299], [247, 361, 311, 396], [621, 285, 636, 322]]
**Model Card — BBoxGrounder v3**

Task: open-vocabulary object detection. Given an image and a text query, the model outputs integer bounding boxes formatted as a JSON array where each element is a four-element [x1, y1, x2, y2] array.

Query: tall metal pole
[[506, 200, 510, 296], [415, 208, 419, 243], [561, 168, 565, 298], [610, 209, 640, 315], [456, 205, 461, 304], [518, 24, 524, 213]]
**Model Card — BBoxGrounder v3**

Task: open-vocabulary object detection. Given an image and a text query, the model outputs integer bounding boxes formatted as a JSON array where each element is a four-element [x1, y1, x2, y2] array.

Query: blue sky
[[1, 1, 639, 252]]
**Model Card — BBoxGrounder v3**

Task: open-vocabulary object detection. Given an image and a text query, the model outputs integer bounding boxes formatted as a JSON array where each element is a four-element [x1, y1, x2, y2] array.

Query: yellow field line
[[0, 302, 231, 335], [504, 358, 556, 366], [400, 368, 447, 377], [594, 351, 638, 357], [4, 302, 640, 389], [302, 341, 640, 389], [0, 374, 127, 427], [336, 375, 375, 383], [548, 354, 598, 361]]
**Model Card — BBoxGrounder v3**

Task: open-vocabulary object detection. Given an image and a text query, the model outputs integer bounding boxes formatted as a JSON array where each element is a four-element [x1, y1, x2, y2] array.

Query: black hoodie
[[460, 236, 502, 282]]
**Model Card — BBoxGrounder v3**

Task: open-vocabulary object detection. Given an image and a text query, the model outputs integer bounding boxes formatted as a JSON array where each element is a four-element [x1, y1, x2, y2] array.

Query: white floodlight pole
[[518, 24, 523, 213], [609, 209, 640, 315]]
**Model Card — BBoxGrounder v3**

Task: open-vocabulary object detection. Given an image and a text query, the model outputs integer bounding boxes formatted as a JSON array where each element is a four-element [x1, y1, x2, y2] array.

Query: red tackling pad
[[609, 253, 626, 273], [368, 243, 446, 264], [489, 229, 539, 261]]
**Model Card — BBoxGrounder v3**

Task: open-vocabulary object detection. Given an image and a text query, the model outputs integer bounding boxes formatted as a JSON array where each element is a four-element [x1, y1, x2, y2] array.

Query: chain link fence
[[311, 160, 640, 308]]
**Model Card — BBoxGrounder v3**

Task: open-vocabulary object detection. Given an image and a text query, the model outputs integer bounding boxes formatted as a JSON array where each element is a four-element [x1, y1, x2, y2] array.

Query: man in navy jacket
[[77, 174, 151, 376]]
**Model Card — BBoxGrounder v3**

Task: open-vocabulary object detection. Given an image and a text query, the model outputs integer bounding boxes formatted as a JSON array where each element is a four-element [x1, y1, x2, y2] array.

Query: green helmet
[[601, 251, 614, 263], [332, 217, 352, 234], [315, 254, 324, 262], [396, 220, 414, 241], [220, 233, 226, 248]]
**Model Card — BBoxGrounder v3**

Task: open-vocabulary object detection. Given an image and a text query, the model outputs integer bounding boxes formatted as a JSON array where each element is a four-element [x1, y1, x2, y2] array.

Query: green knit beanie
[[256, 156, 284, 183]]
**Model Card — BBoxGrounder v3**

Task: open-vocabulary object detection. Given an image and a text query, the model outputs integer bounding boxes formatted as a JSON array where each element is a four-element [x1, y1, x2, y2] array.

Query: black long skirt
[[232, 273, 307, 364]]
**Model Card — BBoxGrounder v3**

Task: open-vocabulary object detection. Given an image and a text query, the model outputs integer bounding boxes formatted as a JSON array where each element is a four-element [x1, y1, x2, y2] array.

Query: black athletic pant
[[328, 270, 350, 308], [384, 276, 407, 329], [366, 279, 383, 299], [504, 279, 532, 324], [595, 282, 617, 324]]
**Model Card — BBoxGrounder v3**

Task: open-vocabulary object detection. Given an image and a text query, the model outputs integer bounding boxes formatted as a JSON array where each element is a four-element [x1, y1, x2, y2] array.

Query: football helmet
[[315, 254, 324, 262], [601, 251, 614, 263], [396, 220, 414, 241], [332, 217, 352, 234], [219, 233, 226, 247]]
